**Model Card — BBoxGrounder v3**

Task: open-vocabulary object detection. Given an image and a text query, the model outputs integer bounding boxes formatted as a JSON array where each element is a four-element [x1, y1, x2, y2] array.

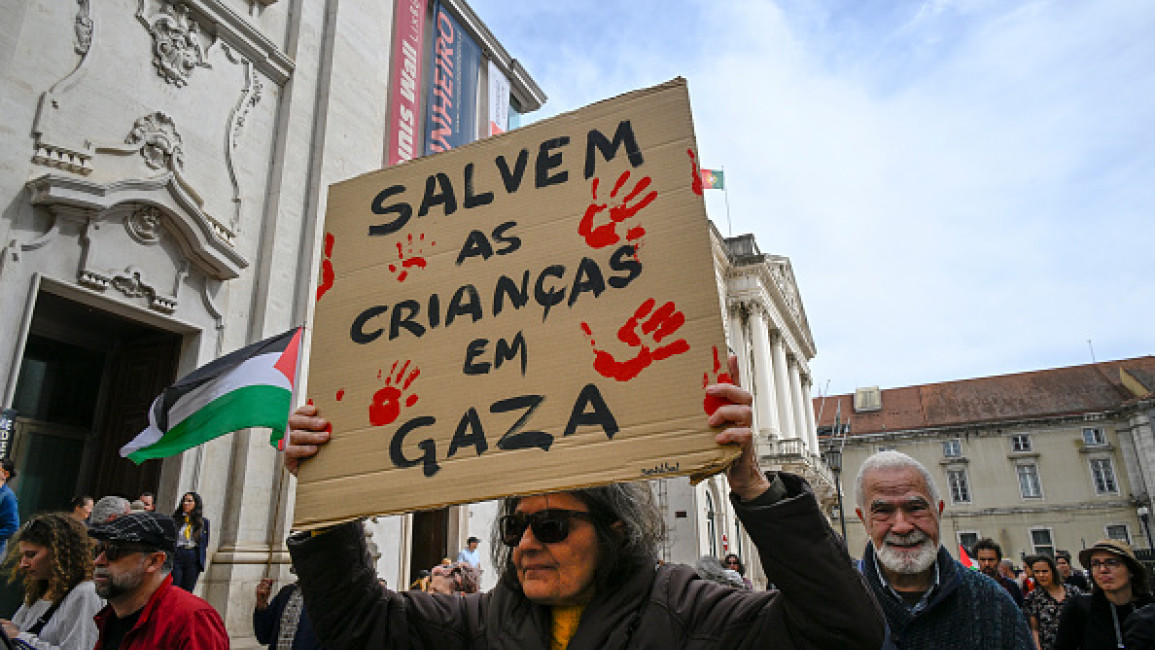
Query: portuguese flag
[[120, 328, 303, 463], [700, 169, 724, 190]]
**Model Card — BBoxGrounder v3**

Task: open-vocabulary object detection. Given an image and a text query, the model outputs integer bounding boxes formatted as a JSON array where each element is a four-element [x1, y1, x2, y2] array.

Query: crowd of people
[[3, 362, 1155, 648], [0, 490, 229, 649]]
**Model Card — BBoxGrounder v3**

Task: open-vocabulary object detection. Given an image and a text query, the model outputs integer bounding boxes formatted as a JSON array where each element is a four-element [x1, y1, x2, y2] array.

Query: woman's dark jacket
[[1055, 589, 1155, 650], [287, 472, 885, 649]]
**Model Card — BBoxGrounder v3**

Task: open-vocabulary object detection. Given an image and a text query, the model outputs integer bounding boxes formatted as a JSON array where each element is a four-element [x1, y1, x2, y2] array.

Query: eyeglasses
[[500, 509, 594, 546], [1090, 558, 1124, 571], [92, 541, 153, 562], [726, 560, 740, 566]]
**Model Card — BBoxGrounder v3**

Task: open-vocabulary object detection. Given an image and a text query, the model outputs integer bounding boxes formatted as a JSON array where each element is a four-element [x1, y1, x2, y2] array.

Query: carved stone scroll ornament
[[140, 3, 211, 87], [125, 112, 184, 171], [75, 0, 94, 55]]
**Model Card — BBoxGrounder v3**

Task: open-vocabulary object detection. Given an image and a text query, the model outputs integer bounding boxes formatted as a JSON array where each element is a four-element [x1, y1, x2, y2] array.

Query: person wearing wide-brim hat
[[1054, 539, 1154, 650]]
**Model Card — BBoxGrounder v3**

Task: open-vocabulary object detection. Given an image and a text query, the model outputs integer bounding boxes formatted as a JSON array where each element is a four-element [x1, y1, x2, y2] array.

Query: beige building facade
[[817, 357, 1155, 565]]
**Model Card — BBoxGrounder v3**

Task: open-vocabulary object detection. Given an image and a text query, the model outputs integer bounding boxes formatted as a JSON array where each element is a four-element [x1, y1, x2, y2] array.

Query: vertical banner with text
[[488, 60, 511, 136], [425, 1, 481, 154], [299, 79, 738, 527], [386, 0, 428, 166]]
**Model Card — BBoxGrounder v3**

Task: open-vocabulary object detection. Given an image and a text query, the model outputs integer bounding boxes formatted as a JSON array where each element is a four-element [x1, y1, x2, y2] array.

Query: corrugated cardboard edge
[[296, 445, 742, 530]]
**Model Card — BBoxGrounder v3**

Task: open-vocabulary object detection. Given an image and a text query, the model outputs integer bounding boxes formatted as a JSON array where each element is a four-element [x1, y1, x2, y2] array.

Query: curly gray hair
[[490, 481, 665, 594]]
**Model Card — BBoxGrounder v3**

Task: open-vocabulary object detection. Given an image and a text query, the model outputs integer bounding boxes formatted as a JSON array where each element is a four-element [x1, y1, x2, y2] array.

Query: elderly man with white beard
[[855, 450, 1032, 649]]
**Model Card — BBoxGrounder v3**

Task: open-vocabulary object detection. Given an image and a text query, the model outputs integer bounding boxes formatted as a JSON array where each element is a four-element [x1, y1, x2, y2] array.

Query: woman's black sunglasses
[[500, 509, 594, 546]]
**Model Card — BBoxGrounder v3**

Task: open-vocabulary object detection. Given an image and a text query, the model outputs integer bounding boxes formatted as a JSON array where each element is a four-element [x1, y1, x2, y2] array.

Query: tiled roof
[[814, 356, 1155, 436]]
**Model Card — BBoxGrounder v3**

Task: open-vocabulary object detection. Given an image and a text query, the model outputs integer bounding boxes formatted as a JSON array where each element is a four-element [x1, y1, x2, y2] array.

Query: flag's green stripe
[[127, 385, 290, 463]]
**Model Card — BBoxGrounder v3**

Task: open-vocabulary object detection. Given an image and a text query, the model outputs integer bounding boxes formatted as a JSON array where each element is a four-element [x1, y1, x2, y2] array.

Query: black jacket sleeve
[[253, 585, 294, 644], [727, 472, 886, 649], [288, 521, 485, 650]]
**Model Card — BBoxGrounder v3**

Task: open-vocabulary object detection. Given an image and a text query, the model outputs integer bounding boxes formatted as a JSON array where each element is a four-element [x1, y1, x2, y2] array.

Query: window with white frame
[[1106, 524, 1131, 545], [943, 439, 962, 458], [947, 469, 971, 504], [957, 531, 980, 556], [1030, 528, 1055, 556], [1017, 464, 1043, 498], [1091, 458, 1119, 494], [1011, 434, 1032, 452], [1083, 427, 1107, 446]]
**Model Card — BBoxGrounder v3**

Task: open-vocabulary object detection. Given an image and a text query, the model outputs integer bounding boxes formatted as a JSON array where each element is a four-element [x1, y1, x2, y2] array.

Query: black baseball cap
[[89, 512, 177, 552]]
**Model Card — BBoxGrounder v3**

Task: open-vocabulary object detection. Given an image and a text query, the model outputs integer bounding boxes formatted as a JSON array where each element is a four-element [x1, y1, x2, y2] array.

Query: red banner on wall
[[387, 0, 428, 166]]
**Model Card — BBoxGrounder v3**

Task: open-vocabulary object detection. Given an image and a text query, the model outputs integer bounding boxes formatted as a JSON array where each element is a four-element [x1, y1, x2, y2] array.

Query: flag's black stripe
[[156, 328, 298, 432]]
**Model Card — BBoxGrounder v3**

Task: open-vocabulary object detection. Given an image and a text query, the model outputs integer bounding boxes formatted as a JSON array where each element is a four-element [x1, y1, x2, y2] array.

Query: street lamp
[[824, 448, 848, 543]]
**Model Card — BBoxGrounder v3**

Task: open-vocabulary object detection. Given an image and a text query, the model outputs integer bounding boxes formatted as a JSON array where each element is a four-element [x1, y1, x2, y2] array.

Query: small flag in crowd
[[959, 544, 980, 571], [120, 327, 303, 463], [700, 168, 724, 190]]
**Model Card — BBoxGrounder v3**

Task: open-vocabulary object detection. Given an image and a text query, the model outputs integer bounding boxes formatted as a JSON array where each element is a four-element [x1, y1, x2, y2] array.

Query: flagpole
[[722, 165, 732, 236]]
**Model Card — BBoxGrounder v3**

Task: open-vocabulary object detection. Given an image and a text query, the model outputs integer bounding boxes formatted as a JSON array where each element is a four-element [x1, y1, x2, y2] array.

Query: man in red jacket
[[89, 512, 229, 649]]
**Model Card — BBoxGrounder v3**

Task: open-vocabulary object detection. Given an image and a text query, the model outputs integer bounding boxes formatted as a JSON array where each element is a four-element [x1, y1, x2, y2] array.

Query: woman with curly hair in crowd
[[0, 512, 103, 649]]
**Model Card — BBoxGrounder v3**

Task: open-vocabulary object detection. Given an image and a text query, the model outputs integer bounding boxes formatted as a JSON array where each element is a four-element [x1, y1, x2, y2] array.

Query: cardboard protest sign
[[295, 78, 738, 528]]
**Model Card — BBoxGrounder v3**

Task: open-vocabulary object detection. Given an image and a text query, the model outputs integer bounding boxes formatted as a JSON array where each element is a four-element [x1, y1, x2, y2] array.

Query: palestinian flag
[[120, 328, 303, 463], [959, 544, 980, 571], [700, 169, 724, 190]]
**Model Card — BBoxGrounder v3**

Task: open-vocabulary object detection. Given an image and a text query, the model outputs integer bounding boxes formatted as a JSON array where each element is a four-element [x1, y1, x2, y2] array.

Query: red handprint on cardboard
[[316, 233, 336, 301], [687, 149, 704, 196], [702, 345, 734, 415], [368, 361, 421, 426], [581, 298, 691, 382], [577, 171, 657, 249], [388, 233, 433, 283]]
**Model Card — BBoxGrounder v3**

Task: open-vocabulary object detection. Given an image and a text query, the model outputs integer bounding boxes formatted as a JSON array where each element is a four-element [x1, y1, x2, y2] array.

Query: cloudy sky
[[469, 0, 1155, 396]]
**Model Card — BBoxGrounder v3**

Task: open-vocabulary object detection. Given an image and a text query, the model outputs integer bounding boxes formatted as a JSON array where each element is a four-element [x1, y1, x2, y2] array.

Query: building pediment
[[26, 173, 247, 280]]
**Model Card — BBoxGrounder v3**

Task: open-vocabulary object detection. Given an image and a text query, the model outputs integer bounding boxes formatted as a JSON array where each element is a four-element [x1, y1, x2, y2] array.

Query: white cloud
[[472, 0, 1155, 393]]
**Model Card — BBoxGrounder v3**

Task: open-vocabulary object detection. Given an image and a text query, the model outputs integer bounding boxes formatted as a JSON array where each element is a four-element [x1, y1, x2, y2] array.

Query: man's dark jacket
[[861, 543, 1033, 649], [288, 473, 885, 649]]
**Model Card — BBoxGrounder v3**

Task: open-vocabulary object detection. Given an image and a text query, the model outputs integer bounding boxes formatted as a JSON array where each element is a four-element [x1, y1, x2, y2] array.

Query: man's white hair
[[91, 496, 131, 525], [854, 450, 941, 511]]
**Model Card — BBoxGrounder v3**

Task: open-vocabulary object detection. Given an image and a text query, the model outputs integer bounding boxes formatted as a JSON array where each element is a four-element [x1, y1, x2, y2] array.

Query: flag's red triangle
[[274, 328, 303, 385]]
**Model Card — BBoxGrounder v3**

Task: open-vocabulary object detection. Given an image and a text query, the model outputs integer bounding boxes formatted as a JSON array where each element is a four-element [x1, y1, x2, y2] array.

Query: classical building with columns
[[817, 357, 1155, 563], [1, 0, 542, 644], [665, 228, 834, 582]]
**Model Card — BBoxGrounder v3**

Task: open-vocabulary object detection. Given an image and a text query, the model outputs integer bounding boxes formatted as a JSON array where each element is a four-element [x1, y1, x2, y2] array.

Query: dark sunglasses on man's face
[[92, 541, 153, 562], [500, 509, 594, 546]]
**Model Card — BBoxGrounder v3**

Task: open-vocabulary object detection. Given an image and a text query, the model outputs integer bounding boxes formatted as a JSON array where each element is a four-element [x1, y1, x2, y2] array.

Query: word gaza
[[387, 383, 619, 477]]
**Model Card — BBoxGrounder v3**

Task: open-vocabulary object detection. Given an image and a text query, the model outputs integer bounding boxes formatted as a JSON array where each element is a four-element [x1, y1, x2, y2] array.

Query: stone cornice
[[440, 0, 546, 112], [181, 0, 294, 85]]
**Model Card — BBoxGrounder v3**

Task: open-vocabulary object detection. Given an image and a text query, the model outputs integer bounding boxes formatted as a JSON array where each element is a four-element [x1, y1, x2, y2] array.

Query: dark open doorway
[[10, 291, 182, 518], [410, 507, 450, 585]]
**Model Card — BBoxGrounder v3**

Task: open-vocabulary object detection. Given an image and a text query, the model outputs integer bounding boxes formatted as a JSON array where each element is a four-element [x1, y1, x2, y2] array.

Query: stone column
[[770, 331, 794, 439], [802, 376, 820, 456], [747, 307, 780, 442], [726, 306, 748, 386], [788, 358, 810, 455]]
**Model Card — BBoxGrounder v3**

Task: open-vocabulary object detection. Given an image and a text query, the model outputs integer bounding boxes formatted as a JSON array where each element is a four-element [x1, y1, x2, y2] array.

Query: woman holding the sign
[[282, 360, 884, 649]]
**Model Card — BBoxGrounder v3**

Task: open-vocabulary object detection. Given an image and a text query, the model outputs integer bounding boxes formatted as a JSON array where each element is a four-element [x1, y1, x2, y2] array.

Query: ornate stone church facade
[[0, 0, 543, 643]]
